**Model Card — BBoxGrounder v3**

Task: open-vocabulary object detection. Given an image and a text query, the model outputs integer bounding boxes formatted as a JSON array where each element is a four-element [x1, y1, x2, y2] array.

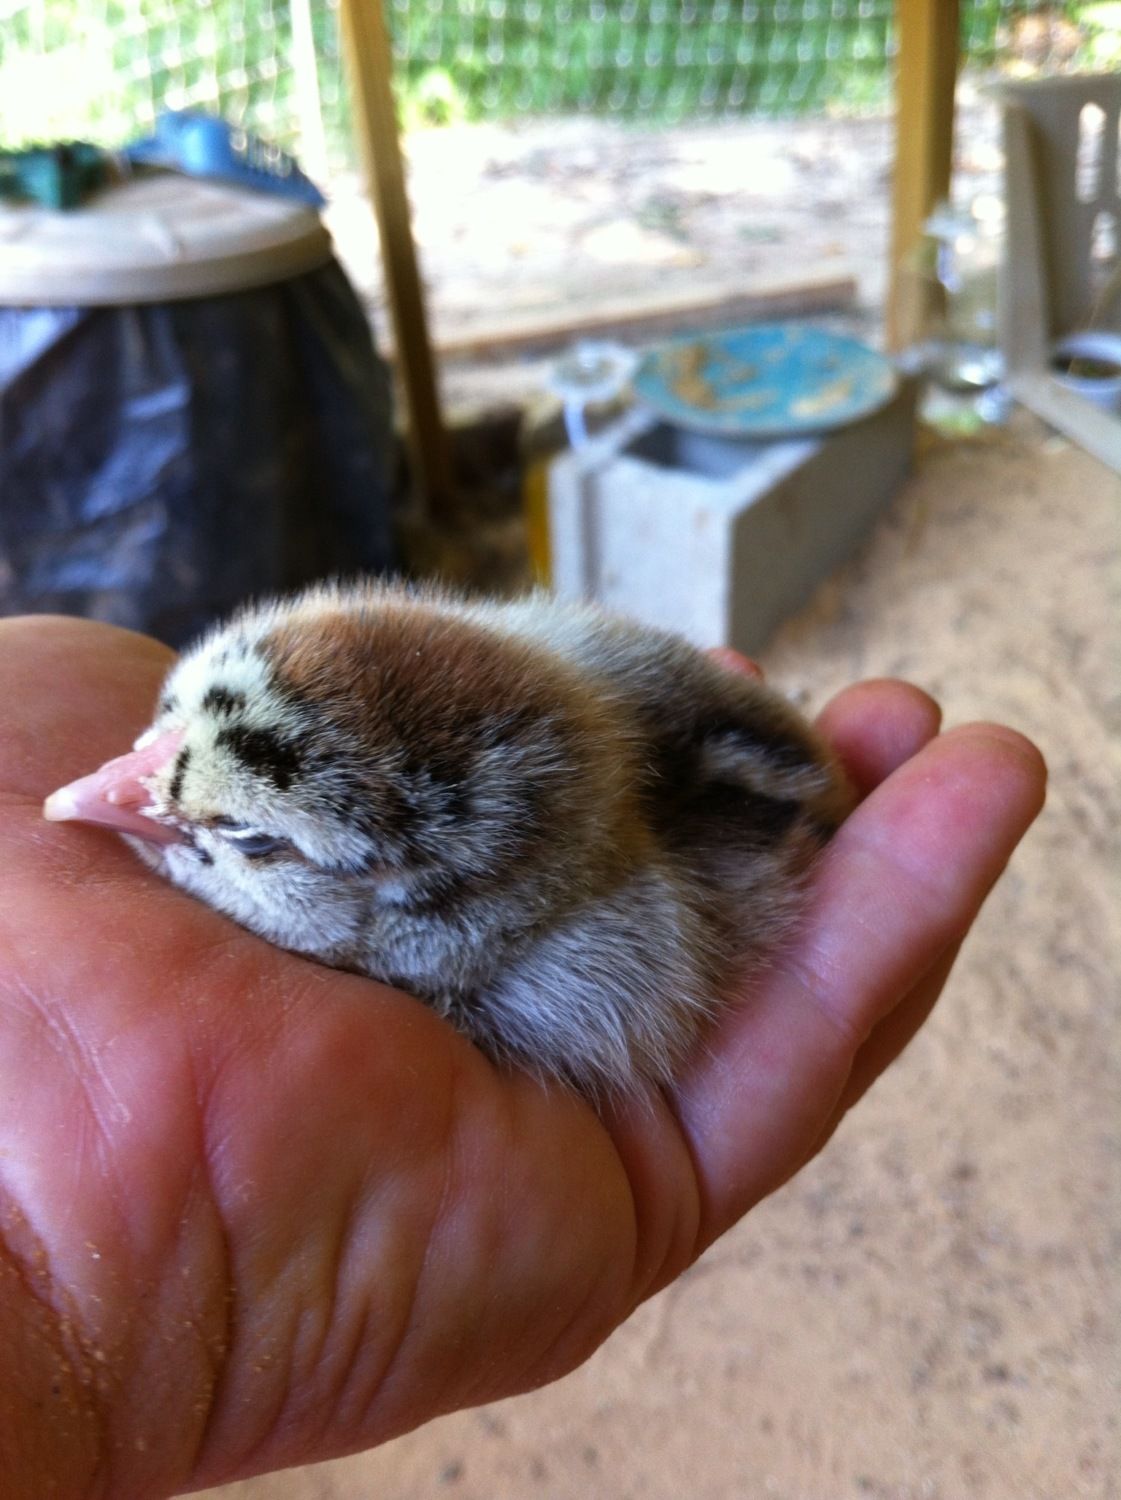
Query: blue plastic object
[[126, 111, 326, 207], [0, 141, 110, 209], [633, 323, 898, 439]]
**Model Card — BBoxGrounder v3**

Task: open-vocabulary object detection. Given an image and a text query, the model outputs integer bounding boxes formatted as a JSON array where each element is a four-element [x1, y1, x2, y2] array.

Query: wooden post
[[338, 0, 457, 520], [1000, 101, 1049, 378], [886, 0, 960, 351]]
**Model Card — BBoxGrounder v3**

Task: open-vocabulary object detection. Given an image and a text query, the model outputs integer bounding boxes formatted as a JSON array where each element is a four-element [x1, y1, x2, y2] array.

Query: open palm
[[0, 616, 1045, 1500]]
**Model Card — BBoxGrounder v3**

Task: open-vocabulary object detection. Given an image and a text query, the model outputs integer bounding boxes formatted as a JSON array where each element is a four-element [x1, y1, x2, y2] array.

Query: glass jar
[[922, 197, 1007, 415]]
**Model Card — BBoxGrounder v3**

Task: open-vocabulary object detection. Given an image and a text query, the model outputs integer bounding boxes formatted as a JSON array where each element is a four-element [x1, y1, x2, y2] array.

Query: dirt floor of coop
[[326, 85, 1006, 415], [200, 411, 1120, 1500]]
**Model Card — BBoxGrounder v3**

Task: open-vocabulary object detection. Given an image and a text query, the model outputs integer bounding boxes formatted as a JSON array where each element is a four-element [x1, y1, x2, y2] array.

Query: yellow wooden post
[[338, 0, 457, 520], [886, 0, 961, 351]]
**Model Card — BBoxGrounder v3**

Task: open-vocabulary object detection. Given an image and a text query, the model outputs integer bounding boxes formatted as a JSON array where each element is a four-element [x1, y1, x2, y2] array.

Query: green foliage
[[398, 68, 468, 129], [1076, 2, 1121, 66], [0, 0, 1104, 158], [386, 0, 899, 122]]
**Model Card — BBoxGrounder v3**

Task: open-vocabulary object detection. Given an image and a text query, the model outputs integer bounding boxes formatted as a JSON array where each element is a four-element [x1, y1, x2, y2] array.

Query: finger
[[750, 945, 963, 1211], [816, 679, 943, 800], [792, 725, 1045, 1045], [799, 941, 963, 1169], [671, 723, 1047, 1250]]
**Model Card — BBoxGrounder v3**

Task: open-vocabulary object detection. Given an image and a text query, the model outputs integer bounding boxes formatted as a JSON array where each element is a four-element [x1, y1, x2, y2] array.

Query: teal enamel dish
[[633, 323, 898, 438]]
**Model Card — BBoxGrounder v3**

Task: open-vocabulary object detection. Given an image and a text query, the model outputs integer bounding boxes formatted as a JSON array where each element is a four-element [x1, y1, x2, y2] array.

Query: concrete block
[[548, 380, 916, 654]]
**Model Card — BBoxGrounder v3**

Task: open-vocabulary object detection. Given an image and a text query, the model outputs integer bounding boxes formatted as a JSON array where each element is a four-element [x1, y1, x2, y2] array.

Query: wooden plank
[[383, 272, 858, 364], [338, 0, 457, 519], [999, 101, 1049, 376], [886, 0, 961, 352]]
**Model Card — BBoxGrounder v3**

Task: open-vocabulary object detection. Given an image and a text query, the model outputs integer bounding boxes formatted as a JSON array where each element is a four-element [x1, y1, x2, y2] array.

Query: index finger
[[670, 721, 1047, 1251]]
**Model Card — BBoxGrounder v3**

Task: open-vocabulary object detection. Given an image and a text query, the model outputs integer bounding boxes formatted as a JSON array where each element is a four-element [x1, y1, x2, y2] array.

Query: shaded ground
[[202, 414, 1120, 1500]]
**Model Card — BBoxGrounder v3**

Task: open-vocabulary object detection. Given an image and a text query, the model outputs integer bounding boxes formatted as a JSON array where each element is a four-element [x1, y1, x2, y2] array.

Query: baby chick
[[44, 582, 850, 1095]]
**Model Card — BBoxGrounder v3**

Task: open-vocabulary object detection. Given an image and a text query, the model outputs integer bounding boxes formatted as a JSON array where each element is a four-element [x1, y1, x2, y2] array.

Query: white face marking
[[129, 609, 388, 923], [170, 638, 272, 717]]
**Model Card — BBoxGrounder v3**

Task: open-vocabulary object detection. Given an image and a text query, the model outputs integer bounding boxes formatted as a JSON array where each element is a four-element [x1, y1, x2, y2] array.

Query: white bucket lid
[[0, 171, 334, 305]]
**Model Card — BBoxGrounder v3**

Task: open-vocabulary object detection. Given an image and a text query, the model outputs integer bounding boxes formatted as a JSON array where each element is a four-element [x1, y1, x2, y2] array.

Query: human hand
[[0, 616, 1045, 1500]]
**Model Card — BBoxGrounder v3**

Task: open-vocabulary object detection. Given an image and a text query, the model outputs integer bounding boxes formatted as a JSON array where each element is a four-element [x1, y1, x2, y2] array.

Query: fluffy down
[[45, 582, 851, 1096]]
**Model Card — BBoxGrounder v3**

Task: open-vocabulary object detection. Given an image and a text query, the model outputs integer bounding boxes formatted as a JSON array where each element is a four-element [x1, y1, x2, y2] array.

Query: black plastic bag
[[0, 259, 396, 646]]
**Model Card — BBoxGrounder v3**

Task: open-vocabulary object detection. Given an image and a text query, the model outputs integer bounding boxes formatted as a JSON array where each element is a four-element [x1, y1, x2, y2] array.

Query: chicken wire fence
[[0, 1, 1114, 177]]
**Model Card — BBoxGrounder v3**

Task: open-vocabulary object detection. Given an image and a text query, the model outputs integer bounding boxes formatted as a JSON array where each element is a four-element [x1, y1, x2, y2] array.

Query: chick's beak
[[43, 729, 189, 846]]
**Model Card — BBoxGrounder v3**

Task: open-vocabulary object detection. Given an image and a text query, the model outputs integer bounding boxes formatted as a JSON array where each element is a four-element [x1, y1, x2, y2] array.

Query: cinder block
[[548, 381, 916, 654]]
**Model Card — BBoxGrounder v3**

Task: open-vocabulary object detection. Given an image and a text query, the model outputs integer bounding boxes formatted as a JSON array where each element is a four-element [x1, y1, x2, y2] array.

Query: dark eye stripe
[[168, 747, 191, 803], [201, 686, 248, 715], [214, 724, 303, 790]]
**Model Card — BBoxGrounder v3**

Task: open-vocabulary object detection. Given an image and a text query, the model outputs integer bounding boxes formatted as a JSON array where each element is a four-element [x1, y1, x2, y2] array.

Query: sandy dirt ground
[[199, 412, 1120, 1500], [324, 86, 1005, 414], [198, 74, 1117, 1500]]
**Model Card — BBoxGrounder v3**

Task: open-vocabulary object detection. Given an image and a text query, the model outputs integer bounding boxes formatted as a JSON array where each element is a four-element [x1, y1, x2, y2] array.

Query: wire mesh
[[0, 0, 351, 165], [388, 0, 898, 122], [0, 2, 1112, 167]]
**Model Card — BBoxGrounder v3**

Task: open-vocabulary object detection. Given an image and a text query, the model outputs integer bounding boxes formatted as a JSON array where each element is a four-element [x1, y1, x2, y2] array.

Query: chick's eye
[[214, 826, 291, 859]]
